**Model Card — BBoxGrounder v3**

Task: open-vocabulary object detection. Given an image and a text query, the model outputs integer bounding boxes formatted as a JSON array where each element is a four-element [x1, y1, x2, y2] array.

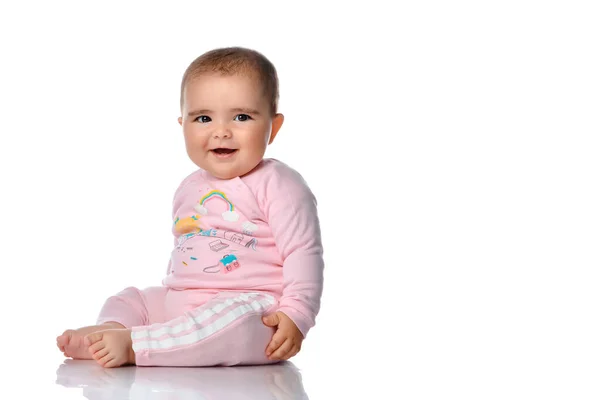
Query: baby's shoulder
[[246, 158, 313, 201], [252, 158, 306, 184], [173, 169, 205, 197]]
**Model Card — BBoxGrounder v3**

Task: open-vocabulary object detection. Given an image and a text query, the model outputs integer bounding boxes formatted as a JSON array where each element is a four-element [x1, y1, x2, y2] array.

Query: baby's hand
[[262, 311, 303, 361]]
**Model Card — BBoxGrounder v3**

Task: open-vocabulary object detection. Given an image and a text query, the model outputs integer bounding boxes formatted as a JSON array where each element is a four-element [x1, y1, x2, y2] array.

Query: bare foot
[[57, 323, 124, 360], [85, 329, 136, 368]]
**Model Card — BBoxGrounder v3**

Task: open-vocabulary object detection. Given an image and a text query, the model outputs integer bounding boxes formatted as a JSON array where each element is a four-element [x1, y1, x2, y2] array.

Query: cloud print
[[242, 221, 258, 233], [222, 210, 240, 222], [194, 204, 208, 215]]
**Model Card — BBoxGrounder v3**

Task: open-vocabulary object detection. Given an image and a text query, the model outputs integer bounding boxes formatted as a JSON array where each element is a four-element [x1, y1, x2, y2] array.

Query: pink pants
[[96, 286, 279, 367]]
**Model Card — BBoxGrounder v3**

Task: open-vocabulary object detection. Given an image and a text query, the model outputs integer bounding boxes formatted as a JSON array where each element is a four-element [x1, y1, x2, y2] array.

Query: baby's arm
[[261, 165, 324, 339]]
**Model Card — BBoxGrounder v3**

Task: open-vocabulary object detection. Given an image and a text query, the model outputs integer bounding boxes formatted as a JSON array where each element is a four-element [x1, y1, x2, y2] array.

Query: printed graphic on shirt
[[224, 231, 244, 244], [209, 238, 255, 251], [194, 190, 240, 222], [220, 254, 241, 273], [202, 253, 241, 274], [245, 238, 257, 251], [223, 231, 257, 250], [173, 215, 202, 235], [241, 221, 258, 236], [174, 225, 258, 252], [175, 232, 198, 250], [173, 189, 259, 254], [176, 246, 194, 254], [209, 240, 229, 252], [179, 255, 199, 267]]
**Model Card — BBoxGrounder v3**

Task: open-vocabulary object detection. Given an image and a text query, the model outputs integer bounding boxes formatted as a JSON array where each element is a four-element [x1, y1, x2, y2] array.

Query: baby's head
[[178, 47, 284, 179]]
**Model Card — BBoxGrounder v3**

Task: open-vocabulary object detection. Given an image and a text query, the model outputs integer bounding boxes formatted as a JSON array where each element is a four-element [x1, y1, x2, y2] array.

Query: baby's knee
[[96, 286, 148, 328]]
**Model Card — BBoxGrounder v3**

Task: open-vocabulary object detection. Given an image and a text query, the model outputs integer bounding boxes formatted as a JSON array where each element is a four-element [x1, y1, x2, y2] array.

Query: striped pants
[[96, 286, 279, 367]]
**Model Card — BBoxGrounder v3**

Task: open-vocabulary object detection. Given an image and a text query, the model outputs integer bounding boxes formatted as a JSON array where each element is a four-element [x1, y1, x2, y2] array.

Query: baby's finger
[[278, 345, 298, 361], [269, 338, 293, 360], [266, 331, 286, 356], [284, 345, 300, 360]]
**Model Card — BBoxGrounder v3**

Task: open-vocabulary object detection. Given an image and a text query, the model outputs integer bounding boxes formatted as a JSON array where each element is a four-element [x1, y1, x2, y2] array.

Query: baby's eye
[[234, 114, 252, 122], [195, 115, 211, 123]]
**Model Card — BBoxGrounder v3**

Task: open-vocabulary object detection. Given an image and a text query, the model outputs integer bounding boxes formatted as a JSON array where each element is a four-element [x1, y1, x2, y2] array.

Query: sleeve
[[262, 165, 324, 337]]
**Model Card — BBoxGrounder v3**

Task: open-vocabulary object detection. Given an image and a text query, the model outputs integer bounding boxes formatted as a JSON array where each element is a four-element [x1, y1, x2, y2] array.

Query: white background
[[0, 0, 598, 398]]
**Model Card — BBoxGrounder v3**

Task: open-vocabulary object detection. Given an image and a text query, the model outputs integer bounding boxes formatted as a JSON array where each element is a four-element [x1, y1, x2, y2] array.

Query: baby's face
[[179, 73, 283, 179]]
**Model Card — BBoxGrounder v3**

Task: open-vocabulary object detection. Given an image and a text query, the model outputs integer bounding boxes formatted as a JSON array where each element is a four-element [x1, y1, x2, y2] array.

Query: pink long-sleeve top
[[162, 158, 324, 337]]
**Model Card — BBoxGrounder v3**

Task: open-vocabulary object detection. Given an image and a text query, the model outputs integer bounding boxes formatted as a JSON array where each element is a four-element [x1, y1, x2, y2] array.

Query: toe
[[57, 332, 72, 353], [88, 340, 106, 354], [92, 348, 109, 360], [98, 353, 114, 367], [104, 358, 119, 368], [84, 332, 103, 346], [57, 333, 70, 347]]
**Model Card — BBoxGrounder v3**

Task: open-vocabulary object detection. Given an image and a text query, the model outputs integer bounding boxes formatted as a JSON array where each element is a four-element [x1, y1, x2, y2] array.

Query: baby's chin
[[201, 163, 257, 180], [191, 153, 265, 180], [210, 170, 241, 180]]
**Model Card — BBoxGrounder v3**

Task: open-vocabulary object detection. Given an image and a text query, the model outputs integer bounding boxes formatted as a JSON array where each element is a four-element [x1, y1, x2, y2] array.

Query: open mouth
[[212, 148, 237, 154], [210, 148, 238, 158]]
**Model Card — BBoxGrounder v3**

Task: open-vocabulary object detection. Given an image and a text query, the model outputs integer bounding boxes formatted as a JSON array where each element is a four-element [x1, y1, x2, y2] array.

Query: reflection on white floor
[[56, 359, 309, 399]]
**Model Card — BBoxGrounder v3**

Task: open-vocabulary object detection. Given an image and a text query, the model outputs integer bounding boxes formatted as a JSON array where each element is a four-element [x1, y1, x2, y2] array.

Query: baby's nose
[[213, 124, 232, 138]]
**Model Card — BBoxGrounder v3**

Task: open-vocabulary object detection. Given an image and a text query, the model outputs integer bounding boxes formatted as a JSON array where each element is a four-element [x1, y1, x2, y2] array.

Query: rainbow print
[[200, 190, 234, 211]]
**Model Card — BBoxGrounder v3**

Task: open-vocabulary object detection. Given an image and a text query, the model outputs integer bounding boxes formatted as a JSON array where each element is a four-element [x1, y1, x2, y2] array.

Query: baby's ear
[[268, 114, 284, 144], [178, 116, 183, 126]]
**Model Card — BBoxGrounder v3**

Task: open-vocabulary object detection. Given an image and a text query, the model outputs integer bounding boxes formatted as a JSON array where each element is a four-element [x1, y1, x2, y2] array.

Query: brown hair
[[180, 47, 279, 116]]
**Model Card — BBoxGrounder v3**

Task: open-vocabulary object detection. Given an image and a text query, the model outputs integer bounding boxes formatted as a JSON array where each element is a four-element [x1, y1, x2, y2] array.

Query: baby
[[56, 47, 324, 368]]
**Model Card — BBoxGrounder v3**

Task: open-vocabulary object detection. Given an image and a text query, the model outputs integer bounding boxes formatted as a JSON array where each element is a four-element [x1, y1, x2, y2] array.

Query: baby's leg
[[131, 292, 279, 367], [57, 286, 162, 361], [82, 286, 168, 368], [56, 322, 124, 360]]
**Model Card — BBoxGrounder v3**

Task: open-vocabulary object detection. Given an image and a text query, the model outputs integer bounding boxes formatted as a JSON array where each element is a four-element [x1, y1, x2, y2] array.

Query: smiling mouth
[[210, 148, 238, 159], [211, 148, 237, 154]]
